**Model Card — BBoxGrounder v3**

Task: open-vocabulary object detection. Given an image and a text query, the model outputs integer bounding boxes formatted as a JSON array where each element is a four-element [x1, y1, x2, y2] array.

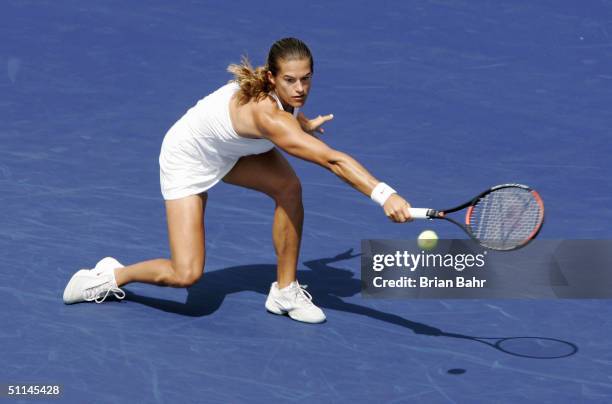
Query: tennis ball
[[417, 230, 438, 251]]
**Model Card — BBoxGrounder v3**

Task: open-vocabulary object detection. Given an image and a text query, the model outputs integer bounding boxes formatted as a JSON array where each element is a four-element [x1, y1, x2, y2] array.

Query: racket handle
[[408, 208, 434, 219]]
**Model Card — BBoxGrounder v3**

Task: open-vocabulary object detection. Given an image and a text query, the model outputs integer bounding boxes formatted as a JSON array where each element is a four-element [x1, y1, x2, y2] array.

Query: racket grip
[[408, 208, 433, 219]]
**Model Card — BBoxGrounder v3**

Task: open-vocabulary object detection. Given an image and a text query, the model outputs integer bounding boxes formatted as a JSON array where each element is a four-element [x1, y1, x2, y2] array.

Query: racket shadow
[[123, 249, 577, 359]]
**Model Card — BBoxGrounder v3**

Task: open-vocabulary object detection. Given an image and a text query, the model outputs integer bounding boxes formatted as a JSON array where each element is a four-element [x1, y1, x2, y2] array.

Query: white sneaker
[[63, 268, 125, 304], [92, 257, 124, 277], [265, 281, 326, 323]]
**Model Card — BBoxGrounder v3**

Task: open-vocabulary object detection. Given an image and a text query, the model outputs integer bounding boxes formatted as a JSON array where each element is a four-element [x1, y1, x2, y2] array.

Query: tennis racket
[[408, 183, 544, 251]]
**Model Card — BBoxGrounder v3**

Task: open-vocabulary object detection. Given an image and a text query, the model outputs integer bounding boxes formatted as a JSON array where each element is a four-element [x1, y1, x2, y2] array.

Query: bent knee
[[272, 177, 302, 204], [171, 263, 204, 287]]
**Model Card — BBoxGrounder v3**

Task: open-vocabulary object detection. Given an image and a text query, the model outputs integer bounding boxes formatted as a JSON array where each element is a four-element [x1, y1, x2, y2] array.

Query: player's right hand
[[383, 194, 413, 223]]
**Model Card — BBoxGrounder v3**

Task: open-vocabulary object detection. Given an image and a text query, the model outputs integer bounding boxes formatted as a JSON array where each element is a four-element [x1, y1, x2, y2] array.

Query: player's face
[[268, 58, 312, 109]]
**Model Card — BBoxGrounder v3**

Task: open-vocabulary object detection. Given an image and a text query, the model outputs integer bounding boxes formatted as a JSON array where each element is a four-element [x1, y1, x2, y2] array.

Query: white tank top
[[159, 82, 301, 199], [179, 82, 299, 159]]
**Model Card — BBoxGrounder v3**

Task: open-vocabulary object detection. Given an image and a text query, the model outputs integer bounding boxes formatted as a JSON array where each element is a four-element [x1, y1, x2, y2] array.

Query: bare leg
[[114, 193, 207, 288], [223, 149, 303, 288], [271, 192, 303, 288]]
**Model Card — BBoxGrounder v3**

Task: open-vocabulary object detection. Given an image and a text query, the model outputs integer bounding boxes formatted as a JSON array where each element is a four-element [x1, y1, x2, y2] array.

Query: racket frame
[[417, 183, 545, 250]]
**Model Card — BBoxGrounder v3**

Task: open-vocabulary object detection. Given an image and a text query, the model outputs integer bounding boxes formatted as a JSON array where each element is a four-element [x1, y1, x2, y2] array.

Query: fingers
[[309, 113, 334, 130], [387, 213, 411, 223], [403, 203, 413, 222], [298, 113, 334, 135], [385, 208, 405, 223], [322, 113, 334, 122], [384, 203, 413, 223]]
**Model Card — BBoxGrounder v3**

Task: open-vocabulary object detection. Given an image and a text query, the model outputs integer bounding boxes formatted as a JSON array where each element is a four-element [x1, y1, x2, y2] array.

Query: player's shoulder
[[251, 94, 288, 124], [250, 93, 279, 114]]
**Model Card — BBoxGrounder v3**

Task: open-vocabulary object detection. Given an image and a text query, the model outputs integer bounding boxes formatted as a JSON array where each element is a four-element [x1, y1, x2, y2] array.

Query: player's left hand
[[297, 112, 333, 136]]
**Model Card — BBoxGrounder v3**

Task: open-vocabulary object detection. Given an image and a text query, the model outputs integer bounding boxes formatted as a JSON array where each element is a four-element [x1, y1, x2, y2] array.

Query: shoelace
[[83, 276, 126, 304], [291, 283, 314, 306]]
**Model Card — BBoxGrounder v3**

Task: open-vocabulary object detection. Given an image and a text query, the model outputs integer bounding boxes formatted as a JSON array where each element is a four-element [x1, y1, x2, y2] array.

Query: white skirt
[[159, 119, 274, 200]]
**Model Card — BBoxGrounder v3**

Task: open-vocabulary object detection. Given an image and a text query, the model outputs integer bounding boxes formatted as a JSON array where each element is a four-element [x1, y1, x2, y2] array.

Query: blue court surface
[[2, 1, 612, 403]]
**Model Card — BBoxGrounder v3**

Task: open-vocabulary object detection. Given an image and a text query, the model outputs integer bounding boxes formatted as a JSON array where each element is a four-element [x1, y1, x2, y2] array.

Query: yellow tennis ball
[[417, 230, 439, 251]]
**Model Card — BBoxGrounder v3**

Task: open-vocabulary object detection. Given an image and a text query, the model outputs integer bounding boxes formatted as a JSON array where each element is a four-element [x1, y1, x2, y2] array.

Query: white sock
[[279, 281, 297, 292]]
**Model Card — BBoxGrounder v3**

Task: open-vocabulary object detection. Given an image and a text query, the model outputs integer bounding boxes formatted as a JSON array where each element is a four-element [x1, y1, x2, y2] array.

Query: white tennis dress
[[159, 82, 298, 200]]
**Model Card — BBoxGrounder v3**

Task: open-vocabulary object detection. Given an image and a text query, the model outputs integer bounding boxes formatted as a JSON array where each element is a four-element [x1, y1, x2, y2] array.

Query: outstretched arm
[[256, 110, 413, 222]]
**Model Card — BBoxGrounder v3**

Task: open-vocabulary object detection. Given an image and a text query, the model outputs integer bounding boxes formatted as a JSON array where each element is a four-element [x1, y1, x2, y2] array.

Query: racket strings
[[469, 188, 543, 250]]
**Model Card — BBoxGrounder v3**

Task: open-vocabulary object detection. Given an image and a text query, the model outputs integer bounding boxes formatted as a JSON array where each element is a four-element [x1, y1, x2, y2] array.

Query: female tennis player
[[63, 38, 413, 323]]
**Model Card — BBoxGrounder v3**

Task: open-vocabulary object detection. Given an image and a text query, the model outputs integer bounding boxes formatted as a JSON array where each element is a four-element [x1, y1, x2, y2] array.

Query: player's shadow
[[123, 248, 441, 335], [123, 249, 578, 358]]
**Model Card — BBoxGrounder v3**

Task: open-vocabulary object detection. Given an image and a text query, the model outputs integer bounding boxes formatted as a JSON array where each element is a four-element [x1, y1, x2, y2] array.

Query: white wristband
[[370, 182, 397, 206]]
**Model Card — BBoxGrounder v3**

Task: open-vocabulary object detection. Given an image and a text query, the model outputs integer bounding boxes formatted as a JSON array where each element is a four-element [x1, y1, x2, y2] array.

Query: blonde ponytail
[[227, 56, 271, 105], [227, 38, 314, 105]]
